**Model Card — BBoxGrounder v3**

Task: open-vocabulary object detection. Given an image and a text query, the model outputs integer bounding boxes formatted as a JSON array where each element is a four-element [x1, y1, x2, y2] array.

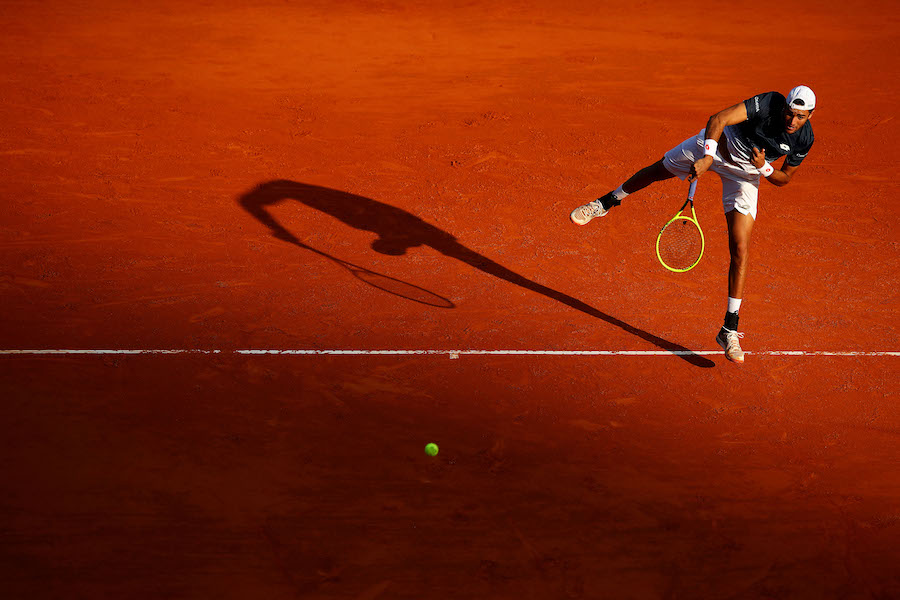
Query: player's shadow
[[238, 180, 714, 368]]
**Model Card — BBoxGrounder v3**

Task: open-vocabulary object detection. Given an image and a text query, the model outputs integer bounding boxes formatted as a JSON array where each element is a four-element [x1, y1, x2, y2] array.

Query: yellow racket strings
[[658, 218, 703, 271]]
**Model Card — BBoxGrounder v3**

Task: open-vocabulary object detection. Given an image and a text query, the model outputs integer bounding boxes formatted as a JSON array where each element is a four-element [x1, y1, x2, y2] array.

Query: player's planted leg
[[718, 210, 754, 363]]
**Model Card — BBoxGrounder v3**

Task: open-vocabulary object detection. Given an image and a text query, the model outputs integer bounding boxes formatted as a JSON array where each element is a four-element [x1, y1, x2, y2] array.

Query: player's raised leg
[[570, 159, 675, 225]]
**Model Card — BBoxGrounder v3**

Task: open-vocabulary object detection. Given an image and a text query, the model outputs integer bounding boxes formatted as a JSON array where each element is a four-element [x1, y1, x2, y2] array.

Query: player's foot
[[570, 192, 620, 225], [716, 327, 745, 363]]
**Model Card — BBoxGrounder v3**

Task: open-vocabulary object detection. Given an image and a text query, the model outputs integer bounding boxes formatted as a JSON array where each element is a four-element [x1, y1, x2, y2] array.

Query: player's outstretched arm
[[704, 102, 749, 142], [690, 102, 749, 181]]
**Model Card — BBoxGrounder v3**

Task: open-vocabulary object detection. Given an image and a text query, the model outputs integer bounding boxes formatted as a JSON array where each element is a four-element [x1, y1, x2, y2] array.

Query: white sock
[[612, 185, 629, 201], [727, 297, 742, 314]]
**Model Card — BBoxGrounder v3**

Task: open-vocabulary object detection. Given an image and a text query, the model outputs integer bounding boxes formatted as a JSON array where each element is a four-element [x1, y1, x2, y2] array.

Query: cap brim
[[788, 101, 814, 111]]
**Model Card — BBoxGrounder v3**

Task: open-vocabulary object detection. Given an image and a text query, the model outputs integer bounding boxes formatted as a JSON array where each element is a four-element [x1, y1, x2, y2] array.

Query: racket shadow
[[290, 238, 453, 309], [238, 180, 714, 368]]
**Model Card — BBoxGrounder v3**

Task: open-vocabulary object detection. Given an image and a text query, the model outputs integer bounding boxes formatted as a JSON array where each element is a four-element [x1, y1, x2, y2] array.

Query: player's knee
[[729, 238, 750, 263]]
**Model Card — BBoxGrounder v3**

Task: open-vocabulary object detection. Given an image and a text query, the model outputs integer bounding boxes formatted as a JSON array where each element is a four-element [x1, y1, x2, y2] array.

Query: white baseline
[[0, 349, 898, 357]]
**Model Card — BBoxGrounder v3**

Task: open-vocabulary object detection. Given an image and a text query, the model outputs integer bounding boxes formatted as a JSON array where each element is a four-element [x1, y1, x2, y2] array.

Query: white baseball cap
[[786, 85, 816, 111]]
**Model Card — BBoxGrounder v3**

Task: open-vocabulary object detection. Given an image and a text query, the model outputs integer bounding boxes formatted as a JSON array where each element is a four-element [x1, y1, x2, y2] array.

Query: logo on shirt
[[779, 143, 790, 152], [754, 96, 760, 111]]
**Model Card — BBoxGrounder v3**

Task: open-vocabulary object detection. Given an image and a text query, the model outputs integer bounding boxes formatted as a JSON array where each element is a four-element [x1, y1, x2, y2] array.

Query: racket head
[[656, 214, 705, 272]]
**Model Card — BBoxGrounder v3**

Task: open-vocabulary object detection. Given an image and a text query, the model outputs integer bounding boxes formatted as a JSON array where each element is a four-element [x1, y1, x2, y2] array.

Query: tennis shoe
[[716, 327, 745, 363], [570, 200, 607, 225]]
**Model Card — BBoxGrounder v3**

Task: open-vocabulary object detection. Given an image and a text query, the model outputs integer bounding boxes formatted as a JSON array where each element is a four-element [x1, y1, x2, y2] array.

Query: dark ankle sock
[[599, 192, 621, 210], [723, 311, 739, 331]]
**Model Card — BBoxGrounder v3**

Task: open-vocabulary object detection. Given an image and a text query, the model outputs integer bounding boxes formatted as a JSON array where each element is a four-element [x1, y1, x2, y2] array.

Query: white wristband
[[760, 162, 775, 177], [703, 138, 718, 157]]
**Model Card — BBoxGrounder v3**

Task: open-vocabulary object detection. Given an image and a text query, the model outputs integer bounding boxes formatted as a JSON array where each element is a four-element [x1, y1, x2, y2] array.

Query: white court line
[[0, 349, 898, 357]]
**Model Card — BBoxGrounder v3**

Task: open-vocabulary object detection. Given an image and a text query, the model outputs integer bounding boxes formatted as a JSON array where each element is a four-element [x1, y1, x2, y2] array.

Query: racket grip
[[687, 178, 698, 200]]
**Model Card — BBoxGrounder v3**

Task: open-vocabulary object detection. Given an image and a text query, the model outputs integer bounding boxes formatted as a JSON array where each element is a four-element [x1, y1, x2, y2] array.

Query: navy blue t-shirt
[[727, 91, 814, 167]]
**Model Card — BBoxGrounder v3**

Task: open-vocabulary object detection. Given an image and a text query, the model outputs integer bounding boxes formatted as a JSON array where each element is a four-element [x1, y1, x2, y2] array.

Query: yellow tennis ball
[[425, 443, 439, 457]]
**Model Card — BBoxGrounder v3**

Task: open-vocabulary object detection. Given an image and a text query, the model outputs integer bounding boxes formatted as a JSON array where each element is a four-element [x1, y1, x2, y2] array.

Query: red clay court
[[2, 1, 899, 598]]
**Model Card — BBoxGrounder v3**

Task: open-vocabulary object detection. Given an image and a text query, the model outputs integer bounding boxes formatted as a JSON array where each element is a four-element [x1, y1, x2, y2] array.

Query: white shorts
[[662, 129, 761, 220]]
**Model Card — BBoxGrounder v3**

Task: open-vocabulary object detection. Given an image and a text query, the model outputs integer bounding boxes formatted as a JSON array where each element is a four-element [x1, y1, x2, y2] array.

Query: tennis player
[[571, 86, 816, 363]]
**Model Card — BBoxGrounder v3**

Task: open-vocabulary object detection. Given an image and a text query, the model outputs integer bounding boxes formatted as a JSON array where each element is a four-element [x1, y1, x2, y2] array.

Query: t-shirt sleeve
[[785, 132, 814, 167], [743, 91, 779, 122]]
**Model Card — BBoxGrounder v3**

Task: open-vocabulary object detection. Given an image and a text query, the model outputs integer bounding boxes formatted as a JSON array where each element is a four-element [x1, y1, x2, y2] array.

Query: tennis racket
[[656, 179, 704, 272]]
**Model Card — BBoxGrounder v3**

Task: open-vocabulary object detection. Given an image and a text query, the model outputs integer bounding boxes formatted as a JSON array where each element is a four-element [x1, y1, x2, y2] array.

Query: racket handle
[[687, 178, 698, 200]]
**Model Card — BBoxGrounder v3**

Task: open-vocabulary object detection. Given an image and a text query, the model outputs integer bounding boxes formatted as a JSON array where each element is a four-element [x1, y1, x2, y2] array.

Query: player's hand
[[750, 146, 766, 169], [689, 155, 713, 181]]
